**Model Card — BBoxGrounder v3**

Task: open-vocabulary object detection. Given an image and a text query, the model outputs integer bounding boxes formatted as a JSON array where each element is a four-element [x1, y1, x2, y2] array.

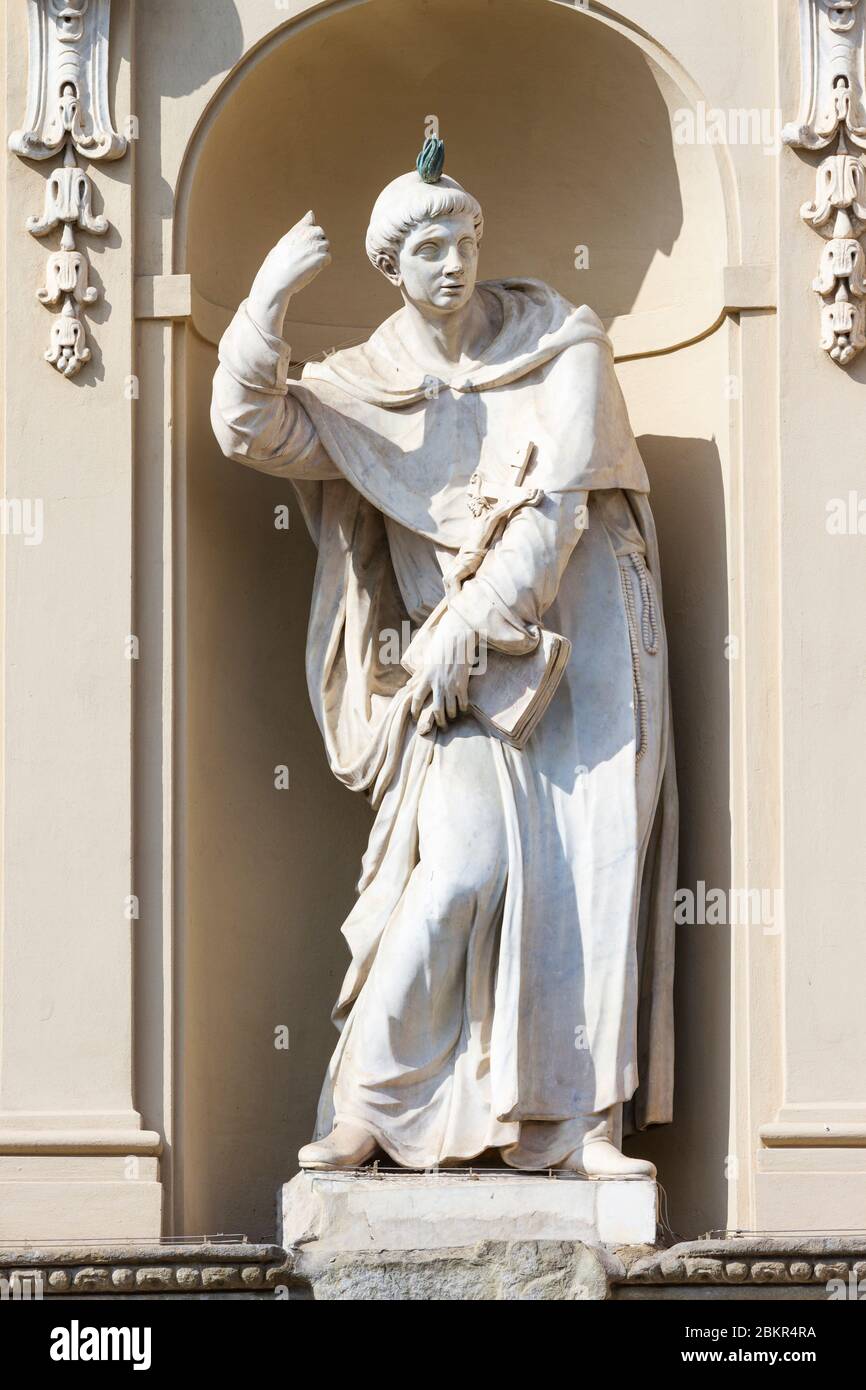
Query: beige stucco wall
[[2, 0, 863, 1246]]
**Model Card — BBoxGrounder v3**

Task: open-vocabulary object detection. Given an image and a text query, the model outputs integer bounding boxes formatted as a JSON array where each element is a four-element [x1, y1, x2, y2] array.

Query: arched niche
[[174, 0, 735, 1241]]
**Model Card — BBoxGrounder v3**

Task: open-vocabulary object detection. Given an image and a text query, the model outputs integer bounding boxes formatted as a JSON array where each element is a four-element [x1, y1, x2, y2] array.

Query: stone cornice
[[2, 1236, 864, 1299], [621, 1236, 866, 1288]]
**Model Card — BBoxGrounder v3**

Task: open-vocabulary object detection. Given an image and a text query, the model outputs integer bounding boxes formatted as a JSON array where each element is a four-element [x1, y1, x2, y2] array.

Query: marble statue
[[211, 141, 678, 1178]]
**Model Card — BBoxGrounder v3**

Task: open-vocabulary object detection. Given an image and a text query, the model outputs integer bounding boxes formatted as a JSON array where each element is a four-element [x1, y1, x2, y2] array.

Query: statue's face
[[394, 213, 479, 313]]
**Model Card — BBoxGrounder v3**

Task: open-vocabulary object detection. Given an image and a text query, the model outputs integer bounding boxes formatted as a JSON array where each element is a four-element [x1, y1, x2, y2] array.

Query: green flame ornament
[[416, 135, 446, 184]]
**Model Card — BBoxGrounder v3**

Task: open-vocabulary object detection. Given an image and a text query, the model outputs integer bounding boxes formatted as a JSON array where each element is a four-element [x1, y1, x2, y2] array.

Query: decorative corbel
[[783, 0, 866, 365], [8, 1, 127, 379]]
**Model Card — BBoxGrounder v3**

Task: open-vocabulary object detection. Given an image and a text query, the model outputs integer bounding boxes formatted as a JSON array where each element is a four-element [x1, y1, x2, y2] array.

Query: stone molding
[[2, 1236, 864, 1300], [0, 1244, 296, 1298], [142, 268, 775, 365], [622, 1236, 866, 1289], [0, 1129, 162, 1156]]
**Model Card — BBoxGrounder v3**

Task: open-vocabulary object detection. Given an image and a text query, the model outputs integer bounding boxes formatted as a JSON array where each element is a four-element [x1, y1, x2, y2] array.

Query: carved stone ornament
[[9, 0, 126, 161], [7, 0, 127, 379], [784, 1, 866, 365]]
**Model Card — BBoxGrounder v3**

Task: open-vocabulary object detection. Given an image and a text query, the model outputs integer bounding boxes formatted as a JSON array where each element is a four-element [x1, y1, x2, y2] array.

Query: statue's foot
[[298, 1121, 378, 1170], [558, 1137, 656, 1180]]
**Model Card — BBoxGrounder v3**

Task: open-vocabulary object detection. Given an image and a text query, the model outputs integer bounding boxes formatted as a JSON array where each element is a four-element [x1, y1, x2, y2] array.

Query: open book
[[401, 611, 572, 751]]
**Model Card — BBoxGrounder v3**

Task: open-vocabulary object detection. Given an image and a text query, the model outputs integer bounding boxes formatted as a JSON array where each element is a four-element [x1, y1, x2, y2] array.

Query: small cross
[[510, 440, 536, 487]]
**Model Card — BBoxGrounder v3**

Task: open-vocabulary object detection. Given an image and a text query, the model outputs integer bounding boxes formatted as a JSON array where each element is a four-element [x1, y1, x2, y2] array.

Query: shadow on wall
[[156, 0, 244, 93], [138, 0, 245, 231], [624, 436, 732, 1242]]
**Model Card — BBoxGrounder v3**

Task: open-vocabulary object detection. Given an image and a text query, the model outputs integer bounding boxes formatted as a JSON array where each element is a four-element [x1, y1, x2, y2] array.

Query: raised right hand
[[248, 211, 331, 334]]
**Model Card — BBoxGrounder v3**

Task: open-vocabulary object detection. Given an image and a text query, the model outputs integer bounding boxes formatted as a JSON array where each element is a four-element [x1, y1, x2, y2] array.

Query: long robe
[[211, 278, 678, 1167]]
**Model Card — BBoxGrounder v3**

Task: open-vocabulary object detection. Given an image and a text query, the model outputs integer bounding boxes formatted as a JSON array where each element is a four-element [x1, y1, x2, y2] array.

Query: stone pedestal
[[279, 1170, 658, 1252]]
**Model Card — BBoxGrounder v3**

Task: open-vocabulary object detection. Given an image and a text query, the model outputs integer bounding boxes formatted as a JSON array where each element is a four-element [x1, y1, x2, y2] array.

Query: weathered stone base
[[280, 1169, 659, 1251], [294, 1238, 613, 1300]]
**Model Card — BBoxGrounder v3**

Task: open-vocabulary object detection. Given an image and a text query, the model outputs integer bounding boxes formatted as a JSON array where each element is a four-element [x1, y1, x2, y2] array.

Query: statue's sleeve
[[448, 489, 588, 650], [210, 300, 340, 480]]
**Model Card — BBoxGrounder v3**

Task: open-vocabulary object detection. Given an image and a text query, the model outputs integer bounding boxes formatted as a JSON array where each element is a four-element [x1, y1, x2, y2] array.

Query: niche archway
[[174, 0, 735, 1241]]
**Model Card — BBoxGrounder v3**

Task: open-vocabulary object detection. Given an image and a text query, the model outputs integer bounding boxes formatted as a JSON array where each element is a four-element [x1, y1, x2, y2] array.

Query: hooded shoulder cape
[[288, 279, 649, 547]]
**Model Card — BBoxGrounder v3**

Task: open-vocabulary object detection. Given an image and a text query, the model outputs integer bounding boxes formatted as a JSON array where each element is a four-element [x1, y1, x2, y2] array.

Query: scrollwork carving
[[7, 0, 126, 379], [26, 147, 109, 238], [45, 298, 91, 376], [785, 2, 866, 365], [9, 0, 126, 161], [38, 239, 99, 308]]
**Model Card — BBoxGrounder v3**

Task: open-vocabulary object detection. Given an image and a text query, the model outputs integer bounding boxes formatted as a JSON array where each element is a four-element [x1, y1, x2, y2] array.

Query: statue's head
[[365, 140, 483, 315]]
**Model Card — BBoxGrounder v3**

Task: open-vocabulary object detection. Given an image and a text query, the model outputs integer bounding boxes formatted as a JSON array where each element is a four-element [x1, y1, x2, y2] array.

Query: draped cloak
[[211, 277, 678, 1141]]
